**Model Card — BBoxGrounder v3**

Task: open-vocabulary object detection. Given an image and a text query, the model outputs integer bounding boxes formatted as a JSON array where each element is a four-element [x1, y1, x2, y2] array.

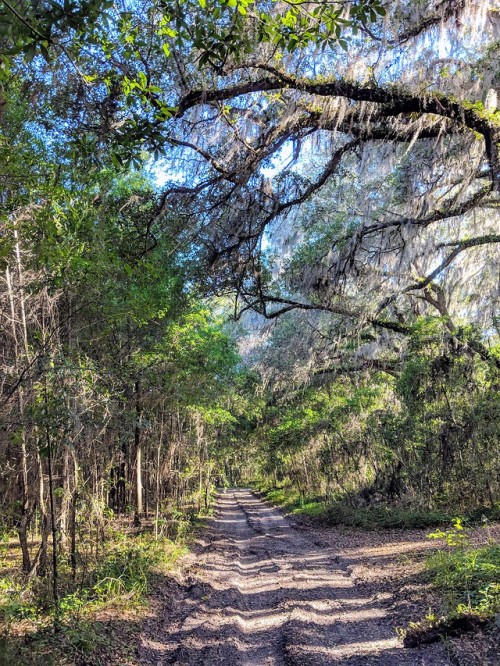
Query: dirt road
[[141, 489, 447, 665]]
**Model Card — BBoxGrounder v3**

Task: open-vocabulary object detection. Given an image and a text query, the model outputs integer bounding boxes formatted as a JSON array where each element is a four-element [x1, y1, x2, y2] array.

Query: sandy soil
[[140, 489, 450, 665]]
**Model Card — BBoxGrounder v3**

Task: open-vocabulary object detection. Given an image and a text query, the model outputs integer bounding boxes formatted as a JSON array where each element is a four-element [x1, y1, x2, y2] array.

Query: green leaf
[[24, 44, 37, 62], [40, 44, 50, 62]]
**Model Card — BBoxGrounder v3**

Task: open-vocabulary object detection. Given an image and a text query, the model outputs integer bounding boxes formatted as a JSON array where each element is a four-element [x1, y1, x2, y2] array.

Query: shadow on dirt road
[[140, 489, 447, 665]]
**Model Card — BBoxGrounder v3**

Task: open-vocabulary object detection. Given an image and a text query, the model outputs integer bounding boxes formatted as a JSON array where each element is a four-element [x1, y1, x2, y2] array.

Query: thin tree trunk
[[5, 262, 31, 572], [134, 380, 143, 525], [68, 448, 78, 580], [59, 447, 70, 552], [44, 382, 59, 618], [31, 452, 49, 577], [155, 413, 164, 541]]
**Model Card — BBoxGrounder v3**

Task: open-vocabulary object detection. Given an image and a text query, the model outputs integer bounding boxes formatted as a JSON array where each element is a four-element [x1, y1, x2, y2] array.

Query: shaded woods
[[0, 135, 246, 616], [0, 0, 499, 662]]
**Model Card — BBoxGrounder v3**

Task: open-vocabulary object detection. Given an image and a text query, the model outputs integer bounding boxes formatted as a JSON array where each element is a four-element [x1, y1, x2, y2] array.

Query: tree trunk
[[5, 261, 32, 572], [44, 383, 59, 617], [134, 380, 143, 525], [59, 447, 70, 552], [31, 452, 49, 577], [155, 413, 164, 541]]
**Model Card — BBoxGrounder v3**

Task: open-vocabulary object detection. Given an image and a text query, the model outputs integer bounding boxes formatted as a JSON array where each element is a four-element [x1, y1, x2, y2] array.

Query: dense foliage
[[249, 316, 499, 512], [0, 83, 249, 613], [0, 0, 498, 654]]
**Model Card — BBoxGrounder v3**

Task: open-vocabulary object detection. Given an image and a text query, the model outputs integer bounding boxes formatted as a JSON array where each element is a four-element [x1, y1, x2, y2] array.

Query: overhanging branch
[[176, 67, 500, 190]]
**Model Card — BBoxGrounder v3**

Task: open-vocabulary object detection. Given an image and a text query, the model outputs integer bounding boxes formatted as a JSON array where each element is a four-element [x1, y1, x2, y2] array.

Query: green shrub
[[426, 542, 500, 618], [0, 577, 40, 622], [93, 539, 157, 600], [262, 487, 325, 517], [297, 501, 326, 517]]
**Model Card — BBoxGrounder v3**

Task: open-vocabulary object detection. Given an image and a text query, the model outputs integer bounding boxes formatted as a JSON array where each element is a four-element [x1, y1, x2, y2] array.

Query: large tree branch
[[377, 233, 500, 313], [176, 67, 500, 190], [156, 100, 478, 244], [314, 358, 400, 378], [236, 292, 410, 333], [207, 139, 360, 263], [353, 185, 494, 244], [243, 291, 499, 369], [165, 136, 232, 179]]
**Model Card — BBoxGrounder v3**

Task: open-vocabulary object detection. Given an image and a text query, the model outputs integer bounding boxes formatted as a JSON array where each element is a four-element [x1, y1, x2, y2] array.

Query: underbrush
[[403, 520, 499, 647], [0, 524, 193, 665], [325, 502, 500, 530], [258, 485, 450, 528], [261, 488, 325, 517], [426, 522, 499, 619], [257, 484, 500, 530], [324, 502, 450, 529]]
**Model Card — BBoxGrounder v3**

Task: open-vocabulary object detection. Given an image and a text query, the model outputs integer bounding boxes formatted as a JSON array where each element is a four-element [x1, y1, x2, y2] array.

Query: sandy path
[[140, 489, 447, 665]]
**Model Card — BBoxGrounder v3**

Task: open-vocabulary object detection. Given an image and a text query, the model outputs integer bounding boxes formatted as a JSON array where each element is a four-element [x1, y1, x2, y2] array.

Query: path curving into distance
[[141, 488, 446, 665]]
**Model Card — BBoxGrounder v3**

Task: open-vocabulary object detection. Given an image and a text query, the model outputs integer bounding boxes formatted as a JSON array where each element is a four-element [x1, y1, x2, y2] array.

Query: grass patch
[[0, 530, 190, 665], [426, 542, 500, 619]]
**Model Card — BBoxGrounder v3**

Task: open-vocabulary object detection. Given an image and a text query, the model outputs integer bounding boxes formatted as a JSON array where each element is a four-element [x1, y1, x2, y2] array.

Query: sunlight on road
[[141, 489, 446, 665]]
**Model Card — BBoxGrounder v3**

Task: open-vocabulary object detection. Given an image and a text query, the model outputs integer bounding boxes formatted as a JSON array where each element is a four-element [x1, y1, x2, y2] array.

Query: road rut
[[141, 489, 447, 665]]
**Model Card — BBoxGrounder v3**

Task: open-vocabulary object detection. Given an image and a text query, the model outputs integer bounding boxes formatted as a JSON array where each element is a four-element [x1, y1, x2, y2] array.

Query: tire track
[[140, 489, 448, 665]]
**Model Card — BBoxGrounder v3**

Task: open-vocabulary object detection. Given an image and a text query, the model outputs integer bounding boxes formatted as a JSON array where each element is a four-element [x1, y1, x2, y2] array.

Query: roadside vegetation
[[257, 486, 500, 530], [0, 0, 499, 661], [427, 543, 499, 622], [399, 520, 499, 650], [257, 485, 451, 528], [0, 510, 205, 665]]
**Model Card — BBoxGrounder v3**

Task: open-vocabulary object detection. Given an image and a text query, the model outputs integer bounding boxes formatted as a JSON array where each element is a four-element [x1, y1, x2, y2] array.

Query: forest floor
[[138, 489, 499, 665]]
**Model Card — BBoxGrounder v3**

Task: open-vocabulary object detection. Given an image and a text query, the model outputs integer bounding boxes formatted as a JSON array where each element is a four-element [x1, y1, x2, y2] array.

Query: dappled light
[[140, 490, 446, 665], [0, 0, 498, 663]]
